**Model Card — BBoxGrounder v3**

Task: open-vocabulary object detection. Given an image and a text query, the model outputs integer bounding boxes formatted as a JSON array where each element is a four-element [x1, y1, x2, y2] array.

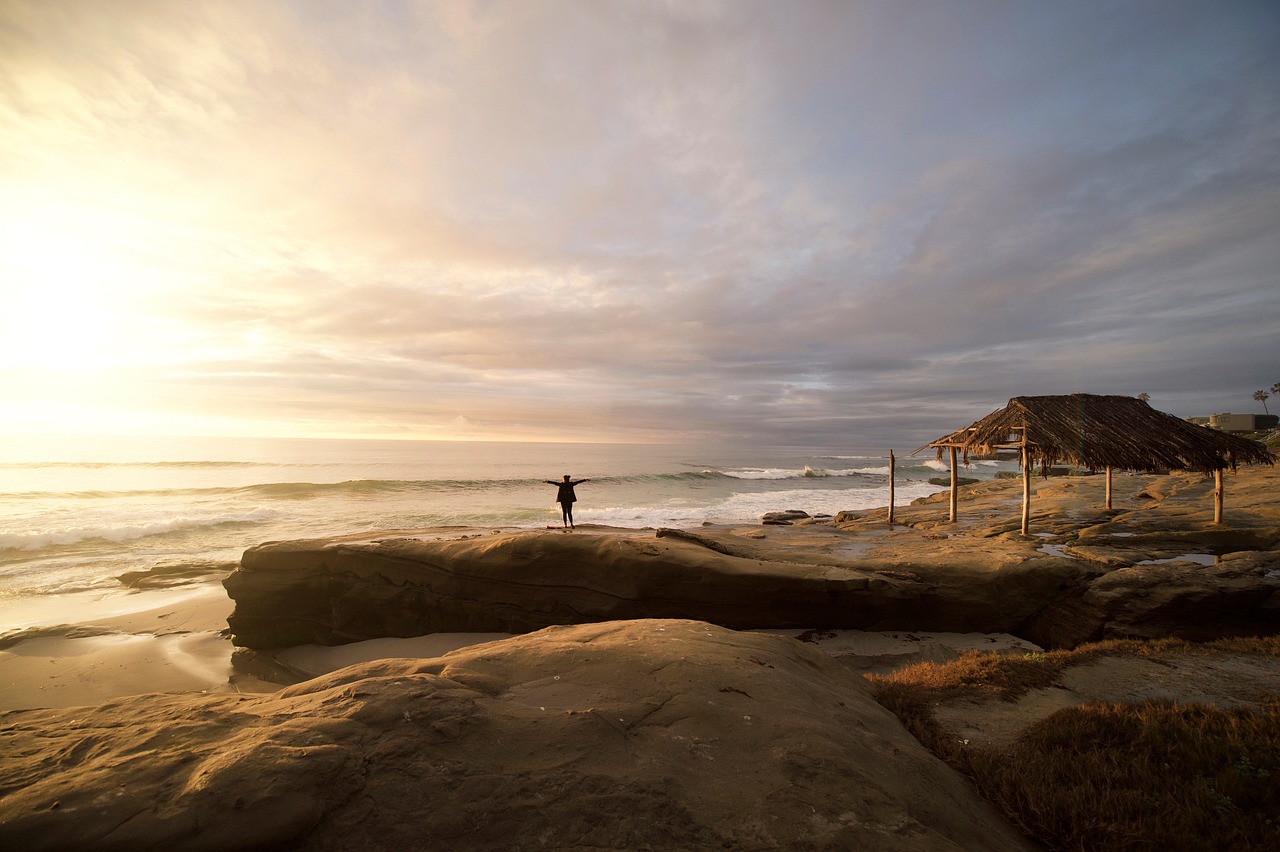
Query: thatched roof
[[919, 393, 1276, 474]]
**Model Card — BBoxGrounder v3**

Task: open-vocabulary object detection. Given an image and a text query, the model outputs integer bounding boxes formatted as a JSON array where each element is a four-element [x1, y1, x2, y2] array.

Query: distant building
[[1187, 413, 1279, 433]]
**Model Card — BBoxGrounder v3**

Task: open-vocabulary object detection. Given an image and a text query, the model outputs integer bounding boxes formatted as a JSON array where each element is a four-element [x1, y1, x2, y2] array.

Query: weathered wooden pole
[[887, 449, 896, 525], [1020, 435, 1031, 536], [949, 446, 958, 523], [1105, 467, 1113, 510], [1214, 468, 1224, 524]]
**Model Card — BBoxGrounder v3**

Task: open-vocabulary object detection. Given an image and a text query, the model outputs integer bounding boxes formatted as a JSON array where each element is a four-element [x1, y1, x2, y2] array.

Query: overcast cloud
[[2, 0, 1277, 447]]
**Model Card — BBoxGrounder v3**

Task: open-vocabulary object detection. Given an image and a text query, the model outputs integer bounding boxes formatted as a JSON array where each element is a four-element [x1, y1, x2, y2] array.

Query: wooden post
[[1020, 438, 1031, 536], [1105, 467, 1113, 510], [949, 446, 958, 523], [1214, 469, 1223, 524], [887, 449, 896, 525]]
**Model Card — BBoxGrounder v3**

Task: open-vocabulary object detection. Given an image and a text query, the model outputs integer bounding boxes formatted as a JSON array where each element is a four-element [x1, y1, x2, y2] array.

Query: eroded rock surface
[[0, 620, 1033, 852], [224, 529, 1078, 648], [225, 467, 1280, 651]]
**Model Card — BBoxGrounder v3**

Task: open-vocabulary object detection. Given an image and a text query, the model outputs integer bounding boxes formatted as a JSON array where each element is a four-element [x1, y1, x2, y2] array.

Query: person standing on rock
[[545, 474, 590, 529]]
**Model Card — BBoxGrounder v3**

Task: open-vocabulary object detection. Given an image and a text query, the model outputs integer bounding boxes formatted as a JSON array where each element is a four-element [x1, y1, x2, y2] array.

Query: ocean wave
[[715, 467, 797, 480], [4, 477, 581, 503], [13, 468, 896, 501], [239, 477, 543, 498], [4, 487, 235, 500], [0, 460, 274, 470], [896, 459, 990, 475], [581, 480, 948, 528], [0, 508, 278, 553], [616, 471, 735, 483], [714, 466, 874, 481], [6, 477, 531, 501]]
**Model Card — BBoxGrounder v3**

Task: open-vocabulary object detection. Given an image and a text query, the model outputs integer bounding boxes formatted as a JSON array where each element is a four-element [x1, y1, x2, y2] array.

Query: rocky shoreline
[[224, 466, 1280, 651], [3, 465, 1277, 850]]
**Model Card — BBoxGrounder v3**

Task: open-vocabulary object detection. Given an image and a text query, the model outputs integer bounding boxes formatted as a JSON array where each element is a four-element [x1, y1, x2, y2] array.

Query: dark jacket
[[550, 479, 586, 504]]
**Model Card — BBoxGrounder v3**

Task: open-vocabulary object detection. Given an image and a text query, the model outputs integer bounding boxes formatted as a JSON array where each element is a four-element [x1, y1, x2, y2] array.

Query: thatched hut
[[917, 393, 1275, 533]]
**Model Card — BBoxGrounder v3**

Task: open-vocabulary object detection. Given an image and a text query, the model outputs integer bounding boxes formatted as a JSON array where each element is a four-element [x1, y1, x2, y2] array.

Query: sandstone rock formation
[[224, 528, 1080, 649], [0, 620, 1033, 851], [224, 468, 1280, 651], [761, 509, 811, 524], [1024, 556, 1280, 647]]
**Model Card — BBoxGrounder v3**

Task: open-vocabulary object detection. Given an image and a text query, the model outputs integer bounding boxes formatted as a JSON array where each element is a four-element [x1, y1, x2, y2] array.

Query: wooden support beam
[[1020, 438, 1031, 536], [949, 446, 958, 523], [887, 449, 896, 525], [1105, 467, 1113, 510], [1214, 469, 1224, 524]]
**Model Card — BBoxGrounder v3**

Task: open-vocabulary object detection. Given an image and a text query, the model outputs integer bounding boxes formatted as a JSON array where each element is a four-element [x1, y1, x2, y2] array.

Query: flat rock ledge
[[224, 519, 1280, 651], [0, 620, 1032, 852]]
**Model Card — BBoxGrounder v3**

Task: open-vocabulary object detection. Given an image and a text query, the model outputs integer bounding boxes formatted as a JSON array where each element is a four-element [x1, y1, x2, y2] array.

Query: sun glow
[[0, 202, 149, 373], [0, 196, 210, 435]]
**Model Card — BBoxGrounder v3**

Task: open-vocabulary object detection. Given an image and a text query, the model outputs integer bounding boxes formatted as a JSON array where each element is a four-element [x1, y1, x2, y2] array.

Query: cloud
[[2, 0, 1278, 444]]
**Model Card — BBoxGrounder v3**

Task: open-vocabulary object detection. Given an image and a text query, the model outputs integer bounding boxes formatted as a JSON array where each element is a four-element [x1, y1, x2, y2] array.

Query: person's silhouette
[[544, 474, 590, 529]]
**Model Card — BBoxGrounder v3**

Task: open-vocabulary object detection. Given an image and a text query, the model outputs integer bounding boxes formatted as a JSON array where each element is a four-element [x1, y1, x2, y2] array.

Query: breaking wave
[[0, 508, 278, 553]]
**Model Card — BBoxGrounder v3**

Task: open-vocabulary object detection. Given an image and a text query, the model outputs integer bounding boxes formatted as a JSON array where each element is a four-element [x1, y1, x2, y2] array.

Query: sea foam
[[0, 507, 278, 553]]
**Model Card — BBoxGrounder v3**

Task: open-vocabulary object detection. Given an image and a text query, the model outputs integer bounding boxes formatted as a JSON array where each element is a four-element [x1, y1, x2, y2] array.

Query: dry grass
[[870, 636, 1280, 851]]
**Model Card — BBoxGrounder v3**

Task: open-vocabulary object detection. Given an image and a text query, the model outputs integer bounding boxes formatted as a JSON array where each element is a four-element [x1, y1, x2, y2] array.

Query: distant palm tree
[[1137, 392, 1150, 403], [1272, 381, 1280, 397], [1255, 390, 1271, 415]]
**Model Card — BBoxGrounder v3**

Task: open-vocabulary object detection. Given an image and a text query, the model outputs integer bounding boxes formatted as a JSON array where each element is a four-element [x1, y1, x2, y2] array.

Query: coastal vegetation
[[1251, 382, 1280, 415], [871, 637, 1280, 851], [1259, 429, 1280, 452]]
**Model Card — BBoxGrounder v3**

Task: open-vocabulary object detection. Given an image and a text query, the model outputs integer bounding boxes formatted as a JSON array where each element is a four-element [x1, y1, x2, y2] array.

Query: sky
[[1, 0, 1278, 448]]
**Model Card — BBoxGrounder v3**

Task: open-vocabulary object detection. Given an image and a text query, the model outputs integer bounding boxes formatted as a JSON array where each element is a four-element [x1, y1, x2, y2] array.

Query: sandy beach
[[0, 557, 1039, 712], [1, 585, 239, 711], [0, 582, 524, 711]]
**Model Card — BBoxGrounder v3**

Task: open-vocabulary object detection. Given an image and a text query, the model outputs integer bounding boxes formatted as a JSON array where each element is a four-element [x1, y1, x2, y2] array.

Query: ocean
[[0, 434, 1015, 612]]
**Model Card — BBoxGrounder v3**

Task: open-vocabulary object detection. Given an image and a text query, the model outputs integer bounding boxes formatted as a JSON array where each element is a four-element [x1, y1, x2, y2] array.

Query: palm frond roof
[[918, 393, 1275, 473]]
